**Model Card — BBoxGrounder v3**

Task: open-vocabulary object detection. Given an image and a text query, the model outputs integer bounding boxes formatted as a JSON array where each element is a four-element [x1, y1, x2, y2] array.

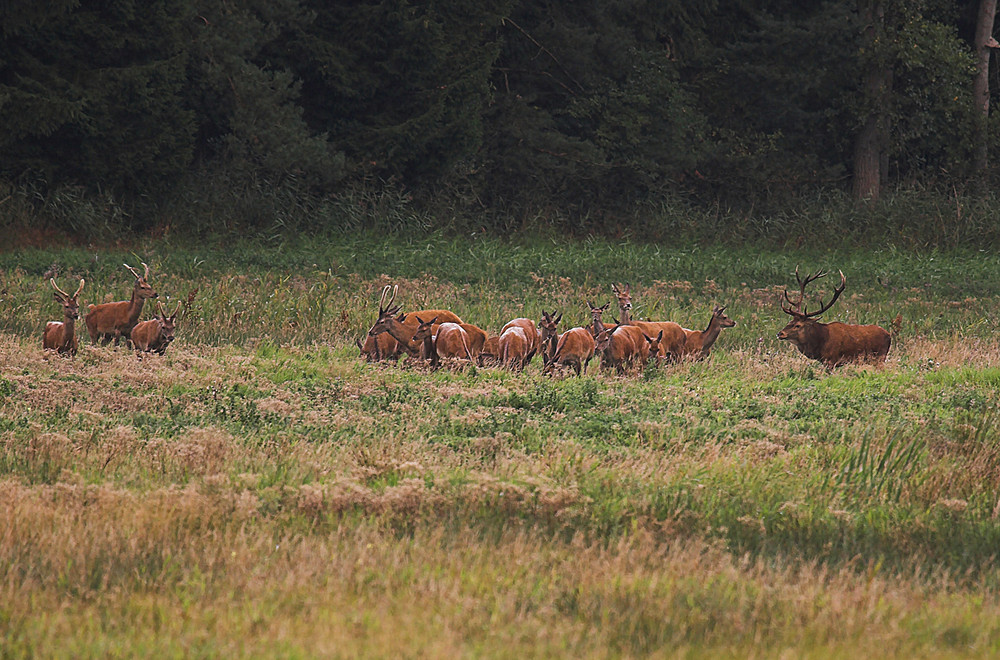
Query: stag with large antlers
[[43, 278, 85, 356], [85, 262, 158, 347], [131, 301, 181, 356], [777, 268, 890, 369], [360, 285, 464, 361]]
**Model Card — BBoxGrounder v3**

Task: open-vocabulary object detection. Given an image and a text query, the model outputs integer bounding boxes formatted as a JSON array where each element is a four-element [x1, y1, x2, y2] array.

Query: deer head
[[777, 268, 845, 343], [367, 285, 403, 337], [712, 305, 736, 329], [124, 262, 157, 300], [588, 300, 610, 336], [611, 283, 632, 321], [51, 277, 85, 320], [156, 300, 181, 345]]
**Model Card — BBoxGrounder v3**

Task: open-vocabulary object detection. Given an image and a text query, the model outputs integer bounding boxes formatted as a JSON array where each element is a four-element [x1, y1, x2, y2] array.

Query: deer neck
[[128, 287, 147, 325], [384, 320, 422, 357], [618, 307, 632, 324], [700, 316, 723, 352], [61, 313, 76, 349]]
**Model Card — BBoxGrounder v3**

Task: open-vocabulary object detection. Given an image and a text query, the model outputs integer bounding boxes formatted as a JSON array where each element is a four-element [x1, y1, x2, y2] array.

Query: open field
[[3, 234, 1000, 657]]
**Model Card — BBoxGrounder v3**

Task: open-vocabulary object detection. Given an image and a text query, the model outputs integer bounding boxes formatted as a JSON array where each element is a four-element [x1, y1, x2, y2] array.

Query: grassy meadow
[[3, 232, 1000, 657]]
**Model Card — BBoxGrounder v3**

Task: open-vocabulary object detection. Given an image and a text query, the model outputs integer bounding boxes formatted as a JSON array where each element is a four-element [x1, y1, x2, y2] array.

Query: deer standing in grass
[[131, 301, 180, 356], [678, 306, 736, 360], [595, 324, 651, 374], [424, 322, 475, 368], [43, 278, 85, 356], [499, 318, 539, 365], [538, 311, 562, 364], [86, 262, 158, 347], [612, 283, 686, 361], [361, 285, 463, 360], [587, 301, 613, 338], [497, 326, 531, 371], [777, 268, 891, 369], [543, 326, 595, 377]]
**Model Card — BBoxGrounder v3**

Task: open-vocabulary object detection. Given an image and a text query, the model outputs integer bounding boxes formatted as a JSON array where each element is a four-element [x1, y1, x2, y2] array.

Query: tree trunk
[[972, 0, 998, 179], [852, 0, 890, 202]]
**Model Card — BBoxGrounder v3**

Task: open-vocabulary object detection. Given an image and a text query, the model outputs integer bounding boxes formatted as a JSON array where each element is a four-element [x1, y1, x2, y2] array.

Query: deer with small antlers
[[678, 305, 737, 360], [131, 301, 181, 356], [360, 285, 464, 361], [43, 278, 85, 356], [85, 262, 158, 347], [612, 283, 686, 361], [777, 268, 890, 369]]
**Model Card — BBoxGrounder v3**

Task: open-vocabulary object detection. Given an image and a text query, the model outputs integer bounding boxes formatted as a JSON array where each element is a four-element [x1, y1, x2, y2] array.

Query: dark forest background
[[2, 0, 1000, 245]]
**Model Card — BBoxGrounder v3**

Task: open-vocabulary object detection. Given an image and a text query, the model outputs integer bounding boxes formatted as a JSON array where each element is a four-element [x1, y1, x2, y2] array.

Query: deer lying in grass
[[594, 324, 650, 374], [131, 301, 180, 356], [643, 330, 665, 366], [43, 278, 85, 356], [86, 262, 158, 347], [361, 285, 463, 360], [612, 282, 686, 361], [678, 305, 736, 360], [543, 326, 595, 377], [777, 268, 891, 369], [497, 326, 531, 371]]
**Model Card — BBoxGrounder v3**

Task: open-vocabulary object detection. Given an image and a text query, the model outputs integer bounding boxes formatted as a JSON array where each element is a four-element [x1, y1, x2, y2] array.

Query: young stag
[[131, 301, 181, 356], [679, 305, 736, 360], [594, 324, 648, 375], [43, 278, 85, 356], [612, 283, 686, 360], [497, 326, 531, 371], [86, 262, 158, 346], [361, 285, 462, 360], [543, 327, 595, 377], [499, 317, 540, 365], [777, 268, 890, 369]]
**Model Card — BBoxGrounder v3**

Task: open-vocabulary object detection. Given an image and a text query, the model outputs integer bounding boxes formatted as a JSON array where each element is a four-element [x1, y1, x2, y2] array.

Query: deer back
[[498, 326, 529, 366], [435, 322, 473, 360], [500, 318, 539, 355], [130, 318, 163, 352]]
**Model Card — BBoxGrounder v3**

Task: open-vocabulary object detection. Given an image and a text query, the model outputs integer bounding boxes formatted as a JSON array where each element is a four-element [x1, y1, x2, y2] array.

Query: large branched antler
[[781, 267, 845, 318]]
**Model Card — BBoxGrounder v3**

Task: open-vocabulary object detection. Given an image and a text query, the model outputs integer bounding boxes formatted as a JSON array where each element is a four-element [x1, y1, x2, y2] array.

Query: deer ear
[[430, 316, 438, 324]]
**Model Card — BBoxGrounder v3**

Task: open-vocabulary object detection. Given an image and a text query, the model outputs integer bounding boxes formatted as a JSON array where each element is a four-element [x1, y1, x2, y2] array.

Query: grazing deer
[[426, 322, 475, 368], [497, 326, 531, 371], [678, 305, 736, 360], [643, 330, 665, 367], [131, 301, 181, 356], [43, 278, 85, 356], [478, 335, 501, 366], [538, 310, 562, 364], [361, 285, 463, 360], [612, 283, 686, 360], [85, 262, 158, 346], [777, 268, 891, 369], [458, 322, 488, 359], [594, 324, 648, 374], [499, 318, 540, 365], [543, 327, 595, 377]]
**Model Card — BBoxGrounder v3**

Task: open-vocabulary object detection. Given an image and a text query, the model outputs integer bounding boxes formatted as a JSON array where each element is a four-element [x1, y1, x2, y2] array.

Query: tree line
[[1, 0, 998, 235]]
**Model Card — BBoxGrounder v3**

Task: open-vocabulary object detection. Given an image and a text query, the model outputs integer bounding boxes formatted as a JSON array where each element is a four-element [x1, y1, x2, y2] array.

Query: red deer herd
[[42, 262, 181, 359], [359, 268, 892, 375], [41, 263, 889, 371]]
